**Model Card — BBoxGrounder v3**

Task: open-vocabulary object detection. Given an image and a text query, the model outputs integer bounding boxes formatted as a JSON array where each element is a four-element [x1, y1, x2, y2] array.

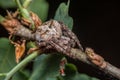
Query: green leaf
[[54, 0, 73, 30], [28, 0, 49, 22], [57, 63, 99, 80], [29, 54, 63, 80], [65, 63, 77, 75], [0, 38, 16, 79], [0, 38, 16, 72], [0, 0, 16, 8]]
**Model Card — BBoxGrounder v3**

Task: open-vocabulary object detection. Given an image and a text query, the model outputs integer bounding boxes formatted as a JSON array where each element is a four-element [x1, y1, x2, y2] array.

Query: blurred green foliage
[[0, 38, 16, 80], [0, 0, 16, 8]]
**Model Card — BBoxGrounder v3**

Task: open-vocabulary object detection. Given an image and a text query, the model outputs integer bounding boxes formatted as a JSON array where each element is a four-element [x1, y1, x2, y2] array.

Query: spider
[[34, 20, 83, 56]]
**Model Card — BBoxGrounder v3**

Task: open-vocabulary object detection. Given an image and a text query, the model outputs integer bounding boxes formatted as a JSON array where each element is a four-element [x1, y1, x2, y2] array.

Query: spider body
[[34, 20, 83, 55]]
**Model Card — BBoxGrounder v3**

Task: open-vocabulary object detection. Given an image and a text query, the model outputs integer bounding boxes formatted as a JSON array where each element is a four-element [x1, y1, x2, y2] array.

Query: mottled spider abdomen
[[35, 20, 62, 42], [34, 20, 83, 55]]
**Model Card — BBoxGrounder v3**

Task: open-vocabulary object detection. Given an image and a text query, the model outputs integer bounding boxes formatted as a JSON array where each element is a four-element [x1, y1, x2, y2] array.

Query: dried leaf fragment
[[59, 57, 67, 76], [10, 39, 26, 63], [0, 11, 21, 34], [30, 12, 42, 28], [21, 11, 42, 29]]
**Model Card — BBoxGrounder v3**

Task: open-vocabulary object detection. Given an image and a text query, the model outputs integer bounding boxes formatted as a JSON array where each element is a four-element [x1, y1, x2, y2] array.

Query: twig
[[71, 48, 120, 79]]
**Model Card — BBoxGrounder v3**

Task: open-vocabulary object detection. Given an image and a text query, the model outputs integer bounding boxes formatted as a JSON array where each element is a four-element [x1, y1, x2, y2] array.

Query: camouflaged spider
[[34, 20, 83, 56]]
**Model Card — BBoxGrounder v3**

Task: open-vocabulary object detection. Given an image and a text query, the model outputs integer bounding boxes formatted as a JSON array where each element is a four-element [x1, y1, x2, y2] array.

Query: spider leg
[[49, 40, 66, 54], [49, 39, 72, 57], [60, 23, 83, 51]]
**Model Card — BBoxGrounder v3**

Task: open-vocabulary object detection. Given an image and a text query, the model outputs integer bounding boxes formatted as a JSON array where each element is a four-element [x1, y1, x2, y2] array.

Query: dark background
[[0, 0, 120, 80]]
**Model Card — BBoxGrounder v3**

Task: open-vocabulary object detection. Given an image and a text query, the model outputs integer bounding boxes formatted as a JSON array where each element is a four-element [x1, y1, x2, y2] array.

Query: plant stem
[[15, 0, 23, 10], [23, 0, 32, 8], [0, 73, 7, 76], [4, 51, 39, 80], [15, 0, 30, 19], [15, 0, 35, 30]]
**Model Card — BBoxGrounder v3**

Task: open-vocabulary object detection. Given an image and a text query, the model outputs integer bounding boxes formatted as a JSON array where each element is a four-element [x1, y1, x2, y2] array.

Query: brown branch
[[14, 25, 35, 40], [71, 48, 120, 79], [1, 18, 120, 79]]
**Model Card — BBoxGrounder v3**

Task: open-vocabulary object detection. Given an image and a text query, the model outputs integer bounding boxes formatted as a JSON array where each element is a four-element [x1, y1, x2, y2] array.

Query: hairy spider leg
[[49, 40, 74, 57], [60, 22, 84, 51]]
